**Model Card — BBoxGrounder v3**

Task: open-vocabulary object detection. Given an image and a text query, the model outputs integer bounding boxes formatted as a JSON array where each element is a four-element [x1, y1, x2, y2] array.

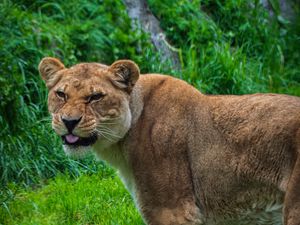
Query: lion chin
[[63, 144, 92, 157], [40, 57, 300, 225]]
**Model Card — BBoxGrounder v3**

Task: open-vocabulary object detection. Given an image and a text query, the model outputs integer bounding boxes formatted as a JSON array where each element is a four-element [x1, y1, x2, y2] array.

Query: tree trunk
[[260, 0, 296, 21], [122, 0, 181, 71]]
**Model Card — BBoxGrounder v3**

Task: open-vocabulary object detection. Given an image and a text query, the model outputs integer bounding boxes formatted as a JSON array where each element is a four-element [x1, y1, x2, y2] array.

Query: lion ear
[[38, 57, 65, 89], [109, 60, 140, 93]]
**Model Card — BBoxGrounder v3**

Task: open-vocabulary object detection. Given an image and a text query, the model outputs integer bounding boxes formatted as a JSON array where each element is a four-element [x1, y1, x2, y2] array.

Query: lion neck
[[91, 81, 145, 200], [92, 81, 144, 166]]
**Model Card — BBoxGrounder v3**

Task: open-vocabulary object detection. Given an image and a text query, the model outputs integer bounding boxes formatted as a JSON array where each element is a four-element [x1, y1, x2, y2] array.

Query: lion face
[[39, 57, 139, 156]]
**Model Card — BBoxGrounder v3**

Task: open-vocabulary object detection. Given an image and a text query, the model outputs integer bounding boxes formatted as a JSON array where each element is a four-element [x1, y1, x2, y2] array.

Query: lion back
[[209, 93, 300, 187]]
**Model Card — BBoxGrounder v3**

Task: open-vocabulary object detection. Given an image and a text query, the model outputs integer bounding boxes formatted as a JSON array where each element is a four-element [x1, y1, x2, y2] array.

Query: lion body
[[108, 74, 299, 224], [39, 58, 300, 225]]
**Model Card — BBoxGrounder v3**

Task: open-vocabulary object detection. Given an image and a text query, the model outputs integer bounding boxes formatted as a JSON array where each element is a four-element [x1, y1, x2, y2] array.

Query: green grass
[[0, 171, 144, 225]]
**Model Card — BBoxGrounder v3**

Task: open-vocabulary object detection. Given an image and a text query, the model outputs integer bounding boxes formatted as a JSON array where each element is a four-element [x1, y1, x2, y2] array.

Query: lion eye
[[88, 93, 104, 103], [56, 91, 66, 100]]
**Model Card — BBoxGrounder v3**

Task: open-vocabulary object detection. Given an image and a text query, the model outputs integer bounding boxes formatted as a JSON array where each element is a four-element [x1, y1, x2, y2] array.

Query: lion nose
[[62, 117, 82, 133]]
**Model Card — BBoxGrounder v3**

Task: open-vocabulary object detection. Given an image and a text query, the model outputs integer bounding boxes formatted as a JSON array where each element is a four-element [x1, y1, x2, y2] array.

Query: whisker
[[96, 127, 121, 140], [98, 130, 121, 140], [98, 122, 118, 125], [98, 125, 120, 132], [97, 131, 115, 142], [96, 127, 122, 139]]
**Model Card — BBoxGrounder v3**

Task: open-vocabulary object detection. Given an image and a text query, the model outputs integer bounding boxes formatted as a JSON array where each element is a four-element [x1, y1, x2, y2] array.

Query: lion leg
[[142, 199, 203, 225], [284, 154, 300, 225]]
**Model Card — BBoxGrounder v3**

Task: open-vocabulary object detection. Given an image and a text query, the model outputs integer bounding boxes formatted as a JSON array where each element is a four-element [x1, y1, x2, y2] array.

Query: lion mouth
[[62, 134, 97, 146]]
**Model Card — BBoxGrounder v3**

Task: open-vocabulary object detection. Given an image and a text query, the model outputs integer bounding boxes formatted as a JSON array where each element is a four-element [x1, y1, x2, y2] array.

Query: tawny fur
[[39, 57, 300, 225]]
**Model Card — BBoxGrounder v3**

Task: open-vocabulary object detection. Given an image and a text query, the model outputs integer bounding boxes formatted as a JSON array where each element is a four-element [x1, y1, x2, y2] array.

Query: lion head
[[39, 57, 139, 156]]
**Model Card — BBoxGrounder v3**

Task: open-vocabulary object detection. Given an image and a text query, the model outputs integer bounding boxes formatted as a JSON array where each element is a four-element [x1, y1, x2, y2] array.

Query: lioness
[[39, 57, 300, 225]]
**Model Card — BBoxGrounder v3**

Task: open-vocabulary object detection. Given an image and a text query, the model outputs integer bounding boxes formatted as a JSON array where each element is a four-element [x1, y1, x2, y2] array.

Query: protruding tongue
[[65, 134, 79, 143]]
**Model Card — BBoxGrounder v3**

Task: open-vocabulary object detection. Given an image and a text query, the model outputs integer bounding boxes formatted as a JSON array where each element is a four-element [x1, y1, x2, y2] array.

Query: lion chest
[[94, 145, 137, 203]]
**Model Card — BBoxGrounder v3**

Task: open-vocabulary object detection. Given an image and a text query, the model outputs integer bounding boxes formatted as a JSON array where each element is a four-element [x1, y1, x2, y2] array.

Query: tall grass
[[148, 0, 300, 95]]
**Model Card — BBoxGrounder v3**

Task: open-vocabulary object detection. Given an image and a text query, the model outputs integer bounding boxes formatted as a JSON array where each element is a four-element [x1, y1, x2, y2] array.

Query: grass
[[0, 171, 144, 225]]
